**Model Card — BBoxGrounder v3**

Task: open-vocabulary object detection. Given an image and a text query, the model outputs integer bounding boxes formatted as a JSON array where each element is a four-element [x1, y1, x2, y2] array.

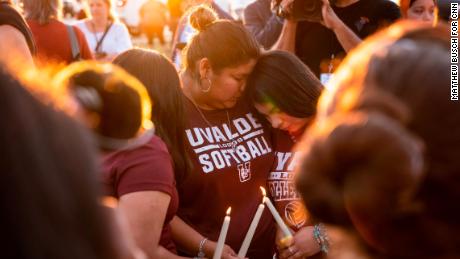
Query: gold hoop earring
[[200, 78, 212, 93]]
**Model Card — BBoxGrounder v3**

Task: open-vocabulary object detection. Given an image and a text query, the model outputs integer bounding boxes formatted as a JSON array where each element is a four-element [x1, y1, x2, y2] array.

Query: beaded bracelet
[[313, 223, 330, 254], [195, 237, 208, 259]]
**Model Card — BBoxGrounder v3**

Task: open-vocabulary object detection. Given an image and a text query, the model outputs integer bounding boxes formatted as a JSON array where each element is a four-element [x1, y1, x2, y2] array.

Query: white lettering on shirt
[[186, 112, 271, 174]]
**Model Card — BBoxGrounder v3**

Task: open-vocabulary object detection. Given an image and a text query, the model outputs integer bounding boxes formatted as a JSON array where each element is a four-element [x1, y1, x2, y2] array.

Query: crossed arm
[[119, 191, 187, 259]]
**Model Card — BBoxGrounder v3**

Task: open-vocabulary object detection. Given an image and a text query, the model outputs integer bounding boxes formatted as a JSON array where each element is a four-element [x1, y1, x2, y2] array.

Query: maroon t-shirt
[[27, 19, 93, 64], [268, 130, 309, 232], [102, 135, 178, 253], [178, 96, 276, 258]]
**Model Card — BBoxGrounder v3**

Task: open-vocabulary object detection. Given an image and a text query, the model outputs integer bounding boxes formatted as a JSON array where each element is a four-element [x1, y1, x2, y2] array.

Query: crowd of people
[[1, 0, 458, 258]]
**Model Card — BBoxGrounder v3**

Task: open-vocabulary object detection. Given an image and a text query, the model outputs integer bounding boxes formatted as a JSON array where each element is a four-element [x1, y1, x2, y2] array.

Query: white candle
[[260, 187, 292, 239], [213, 207, 231, 259], [237, 203, 265, 257]]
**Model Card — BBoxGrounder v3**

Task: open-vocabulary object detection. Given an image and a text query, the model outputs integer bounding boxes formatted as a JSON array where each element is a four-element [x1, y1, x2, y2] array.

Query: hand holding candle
[[260, 187, 293, 246], [213, 207, 231, 259]]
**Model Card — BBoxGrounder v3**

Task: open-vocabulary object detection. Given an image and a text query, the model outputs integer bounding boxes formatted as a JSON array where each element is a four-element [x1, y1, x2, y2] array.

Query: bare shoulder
[[0, 25, 34, 67], [0, 24, 29, 49], [0, 24, 24, 38]]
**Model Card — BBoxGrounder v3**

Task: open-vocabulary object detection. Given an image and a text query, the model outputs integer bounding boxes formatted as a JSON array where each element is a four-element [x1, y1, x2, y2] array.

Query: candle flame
[[226, 207, 232, 215], [260, 187, 267, 197]]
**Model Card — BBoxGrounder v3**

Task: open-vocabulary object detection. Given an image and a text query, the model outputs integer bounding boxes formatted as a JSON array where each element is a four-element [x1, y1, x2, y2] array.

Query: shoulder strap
[[94, 21, 113, 52], [66, 25, 81, 61]]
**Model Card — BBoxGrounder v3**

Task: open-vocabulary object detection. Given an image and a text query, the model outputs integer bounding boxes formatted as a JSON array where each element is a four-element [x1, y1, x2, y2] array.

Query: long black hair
[[248, 50, 324, 118], [113, 48, 192, 185]]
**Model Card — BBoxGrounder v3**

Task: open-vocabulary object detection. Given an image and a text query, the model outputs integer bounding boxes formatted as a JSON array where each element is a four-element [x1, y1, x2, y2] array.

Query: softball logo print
[[238, 162, 251, 182]]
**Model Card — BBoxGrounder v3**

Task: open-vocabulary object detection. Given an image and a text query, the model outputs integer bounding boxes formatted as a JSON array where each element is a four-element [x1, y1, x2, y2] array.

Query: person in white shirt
[[76, 0, 132, 61]]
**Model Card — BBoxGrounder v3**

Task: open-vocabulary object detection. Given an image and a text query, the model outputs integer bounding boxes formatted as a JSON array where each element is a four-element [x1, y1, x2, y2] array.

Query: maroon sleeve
[[116, 141, 176, 197], [73, 25, 93, 60]]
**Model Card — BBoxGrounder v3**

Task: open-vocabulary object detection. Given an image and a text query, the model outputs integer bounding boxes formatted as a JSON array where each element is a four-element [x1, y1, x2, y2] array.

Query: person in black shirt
[[438, 0, 460, 22], [0, 0, 35, 66], [274, 0, 400, 81]]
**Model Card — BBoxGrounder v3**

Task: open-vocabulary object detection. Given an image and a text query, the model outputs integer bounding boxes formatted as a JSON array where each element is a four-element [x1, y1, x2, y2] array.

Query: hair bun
[[296, 111, 424, 252], [188, 5, 218, 32]]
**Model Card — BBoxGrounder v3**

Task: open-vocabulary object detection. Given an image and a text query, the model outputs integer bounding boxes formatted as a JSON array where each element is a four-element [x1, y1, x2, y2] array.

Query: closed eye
[[233, 76, 244, 82]]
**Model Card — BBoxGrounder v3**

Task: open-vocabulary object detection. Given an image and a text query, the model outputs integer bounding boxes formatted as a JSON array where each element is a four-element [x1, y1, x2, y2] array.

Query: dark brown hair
[[183, 5, 260, 77], [55, 62, 153, 141], [68, 69, 143, 139], [113, 48, 192, 184], [295, 21, 459, 257], [0, 67, 118, 259]]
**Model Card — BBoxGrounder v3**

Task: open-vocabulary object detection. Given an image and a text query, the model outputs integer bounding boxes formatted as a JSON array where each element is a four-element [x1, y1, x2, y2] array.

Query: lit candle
[[213, 207, 231, 259], [260, 187, 293, 241], [238, 201, 265, 257]]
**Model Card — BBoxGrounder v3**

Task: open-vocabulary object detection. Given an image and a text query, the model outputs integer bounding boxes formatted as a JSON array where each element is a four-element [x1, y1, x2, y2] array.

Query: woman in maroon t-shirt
[[56, 61, 181, 258], [248, 51, 325, 258], [114, 48, 221, 258], [176, 5, 277, 259]]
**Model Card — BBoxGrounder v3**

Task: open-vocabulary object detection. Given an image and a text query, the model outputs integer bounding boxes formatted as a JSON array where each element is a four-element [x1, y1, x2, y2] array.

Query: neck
[[335, 0, 360, 7], [288, 129, 302, 140], [91, 17, 108, 27], [181, 72, 215, 111]]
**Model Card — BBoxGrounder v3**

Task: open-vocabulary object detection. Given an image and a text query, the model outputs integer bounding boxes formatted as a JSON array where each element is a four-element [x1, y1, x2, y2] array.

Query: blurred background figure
[[76, 0, 132, 61], [75, 0, 89, 19], [24, 0, 93, 65], [214, 0, 255, 21], [400, 0, 436, 24], [296, 21, 460, 258], [139, 0, 168, 46], [0, 0, 35, 68], [63, 0, 81, 18], [171, 0, 233, 69], [243, 0, 283, 49], [0, 66, 136, 259], [274, 0, 401, 82], [167, 0, 183, 40]]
